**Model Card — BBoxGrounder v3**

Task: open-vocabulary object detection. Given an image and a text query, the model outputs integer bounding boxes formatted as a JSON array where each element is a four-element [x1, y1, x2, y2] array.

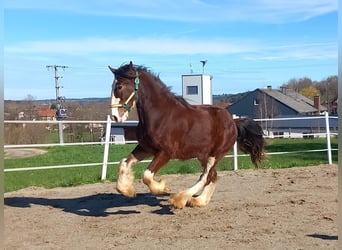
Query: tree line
[[4, 75, 337, 144], [281, 75, 337, 104]]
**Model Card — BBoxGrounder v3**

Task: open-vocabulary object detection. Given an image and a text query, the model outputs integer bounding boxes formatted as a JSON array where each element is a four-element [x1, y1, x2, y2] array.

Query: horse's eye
[[116, 85, 122, 91]]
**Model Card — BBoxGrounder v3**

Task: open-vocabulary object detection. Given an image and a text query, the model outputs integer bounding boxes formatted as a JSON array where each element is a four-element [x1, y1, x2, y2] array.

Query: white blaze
[[111, 94, 129, 123]]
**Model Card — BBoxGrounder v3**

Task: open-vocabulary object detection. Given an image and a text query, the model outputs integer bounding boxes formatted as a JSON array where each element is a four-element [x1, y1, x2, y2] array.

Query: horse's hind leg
[[188, 167, 218, 207], [169, 157, 216, 209]]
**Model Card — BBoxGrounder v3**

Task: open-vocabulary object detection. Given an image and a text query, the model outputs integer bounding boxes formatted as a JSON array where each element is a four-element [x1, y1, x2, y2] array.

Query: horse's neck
[[142, 74, 174, 102], [137, 75, 176, 120]]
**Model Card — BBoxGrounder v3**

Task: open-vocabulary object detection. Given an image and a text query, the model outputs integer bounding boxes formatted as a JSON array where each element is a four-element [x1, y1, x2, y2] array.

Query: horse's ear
[[129, 61, 133, 69], [108, 66, 116, 74]]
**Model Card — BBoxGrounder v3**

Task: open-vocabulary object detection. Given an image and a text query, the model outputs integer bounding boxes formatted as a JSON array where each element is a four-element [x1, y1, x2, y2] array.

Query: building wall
[[182, 74, 212, 105], [227, 89, 298, 118]]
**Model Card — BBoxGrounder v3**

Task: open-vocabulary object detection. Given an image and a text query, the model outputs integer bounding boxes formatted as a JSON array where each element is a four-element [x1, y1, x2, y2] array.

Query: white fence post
[[58, 120, 64, 145], [233, 141, 238, 171], [325, 111, 332, 165], [232, 114, 238, 171], [101, 115, 112, 180]]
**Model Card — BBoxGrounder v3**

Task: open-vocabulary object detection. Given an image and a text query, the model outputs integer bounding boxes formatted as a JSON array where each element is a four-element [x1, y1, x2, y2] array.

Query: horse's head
[[109, 61, 138, 122]]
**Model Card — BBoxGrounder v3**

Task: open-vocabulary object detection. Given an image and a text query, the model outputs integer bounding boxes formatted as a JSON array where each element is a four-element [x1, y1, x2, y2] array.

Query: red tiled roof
[[38, 109, 56, 117]]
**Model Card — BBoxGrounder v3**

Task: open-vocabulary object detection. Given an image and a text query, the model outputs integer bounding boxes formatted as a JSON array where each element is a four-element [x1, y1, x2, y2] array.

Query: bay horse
[[109, 61, 265, 209]]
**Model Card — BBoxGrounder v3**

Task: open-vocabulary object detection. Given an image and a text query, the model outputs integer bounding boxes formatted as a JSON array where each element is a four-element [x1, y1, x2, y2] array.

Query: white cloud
[[5, 0, 337, 23], [243, 42, 337, 61], [5, 37, 337, 63]]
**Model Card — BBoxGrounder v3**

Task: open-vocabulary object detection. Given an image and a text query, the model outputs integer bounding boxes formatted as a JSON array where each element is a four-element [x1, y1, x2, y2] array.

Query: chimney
[[314, 96, 320, 115], [280, 86, 287, 94], [267, 85, 272, 90]]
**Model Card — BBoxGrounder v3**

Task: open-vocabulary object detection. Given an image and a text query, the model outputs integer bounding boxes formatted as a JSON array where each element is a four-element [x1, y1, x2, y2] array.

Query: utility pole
[[46, 65, 68, 144]]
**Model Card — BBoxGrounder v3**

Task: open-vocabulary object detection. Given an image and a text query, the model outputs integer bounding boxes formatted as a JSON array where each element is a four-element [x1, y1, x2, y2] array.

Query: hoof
[[188, 197, 207, 208], [148, 178, 171, 195], [116, 185, 136, 198], [160, 178, 171, 193], [168, 192, 190, 209]]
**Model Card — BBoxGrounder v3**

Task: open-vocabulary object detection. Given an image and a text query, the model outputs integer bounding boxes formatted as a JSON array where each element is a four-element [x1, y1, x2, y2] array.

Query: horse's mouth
[[111, 105, 124, 123], [111, 109, 128, 123], [110, 96, 131, 123]]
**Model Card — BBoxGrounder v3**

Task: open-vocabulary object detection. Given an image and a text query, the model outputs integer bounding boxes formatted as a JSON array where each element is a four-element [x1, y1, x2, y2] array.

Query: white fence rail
[[4, 113, 338, 179]]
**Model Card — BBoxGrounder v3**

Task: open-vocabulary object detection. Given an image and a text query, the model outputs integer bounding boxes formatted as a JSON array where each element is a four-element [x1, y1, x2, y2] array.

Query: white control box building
[[182, 74, 212, 105]]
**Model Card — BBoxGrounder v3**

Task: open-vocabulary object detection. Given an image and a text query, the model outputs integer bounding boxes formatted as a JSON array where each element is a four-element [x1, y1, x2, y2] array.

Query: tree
[[23, 94, 37, 120], [283, 75, 338, 113], [315, 76, 338, 102], [283, 77, 313, 92], [299, 86, 320, 100]]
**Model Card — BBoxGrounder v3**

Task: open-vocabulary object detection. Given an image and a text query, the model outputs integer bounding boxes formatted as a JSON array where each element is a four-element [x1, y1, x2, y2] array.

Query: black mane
[[118, 63, 191, 107]]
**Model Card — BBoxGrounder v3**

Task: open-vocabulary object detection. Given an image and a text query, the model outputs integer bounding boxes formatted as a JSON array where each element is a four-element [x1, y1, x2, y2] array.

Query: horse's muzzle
[[111, 106, 129, 123], [111, 114, 119, 123]]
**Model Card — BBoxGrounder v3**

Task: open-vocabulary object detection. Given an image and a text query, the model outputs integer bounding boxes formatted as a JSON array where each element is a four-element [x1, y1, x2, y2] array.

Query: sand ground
[[4, 164, 338, 249]]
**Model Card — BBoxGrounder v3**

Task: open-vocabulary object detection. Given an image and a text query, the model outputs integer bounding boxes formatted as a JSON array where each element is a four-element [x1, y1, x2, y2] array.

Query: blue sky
[[4, 0, 338, 100]]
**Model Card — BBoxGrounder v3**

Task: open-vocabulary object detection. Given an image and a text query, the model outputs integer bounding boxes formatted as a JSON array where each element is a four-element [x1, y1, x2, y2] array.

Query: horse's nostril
[[112, 115, 119, 123]]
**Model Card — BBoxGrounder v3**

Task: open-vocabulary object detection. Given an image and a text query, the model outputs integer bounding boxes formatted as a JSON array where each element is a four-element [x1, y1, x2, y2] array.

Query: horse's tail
[[234, 118, 266, 168]]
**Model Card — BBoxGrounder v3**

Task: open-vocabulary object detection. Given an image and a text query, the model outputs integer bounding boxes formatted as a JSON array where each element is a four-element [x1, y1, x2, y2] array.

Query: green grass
[[4, 138, 338, 192]]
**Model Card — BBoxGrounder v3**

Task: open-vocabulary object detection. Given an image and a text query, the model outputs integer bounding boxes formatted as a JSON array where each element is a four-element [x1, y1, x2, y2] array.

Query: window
[[253, 99, 260, 106], [187, 86, 198, 95]]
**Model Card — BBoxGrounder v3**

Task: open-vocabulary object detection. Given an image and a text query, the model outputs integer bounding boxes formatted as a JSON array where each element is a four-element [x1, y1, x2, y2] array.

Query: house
[[226, 86, 327, 119], [330, 98, 338, 115], [18, 111, 25, 120], [100, 121, 138, 144], [226, 86, 336, 137], [37, 109, 57, 121]]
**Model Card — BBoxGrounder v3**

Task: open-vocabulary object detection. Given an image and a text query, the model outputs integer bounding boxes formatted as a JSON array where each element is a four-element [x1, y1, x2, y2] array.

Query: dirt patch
[[4, 148, 47, 159], [4, 165, 338, 249]]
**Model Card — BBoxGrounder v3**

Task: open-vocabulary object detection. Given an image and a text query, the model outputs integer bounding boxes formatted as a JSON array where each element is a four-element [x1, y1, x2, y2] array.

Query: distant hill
[[4, 97, 110, 104], [213, 91, 250, 104], [6, 93, 248, 105], [64, 97, 110, 103]]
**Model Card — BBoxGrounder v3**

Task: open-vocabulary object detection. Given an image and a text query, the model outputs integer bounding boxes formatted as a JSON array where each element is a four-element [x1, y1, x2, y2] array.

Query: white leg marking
[[169, 157, 216, 208], [183, 156, 216, 196], [143, 169, 170, 194], [143, 169, 154, 184], [189, 182, 217, 207], [116, 157, 137, 197]]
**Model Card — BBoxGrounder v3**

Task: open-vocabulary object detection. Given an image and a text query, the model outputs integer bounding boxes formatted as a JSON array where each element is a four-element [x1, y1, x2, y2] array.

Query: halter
[[111, 71, 140, 112]]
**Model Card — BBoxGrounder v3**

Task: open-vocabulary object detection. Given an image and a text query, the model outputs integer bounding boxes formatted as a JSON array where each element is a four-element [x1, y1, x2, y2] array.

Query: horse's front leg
[[143, 151, 170, 195], [116, 145, 150, 197], [116, 154, 138, 197]]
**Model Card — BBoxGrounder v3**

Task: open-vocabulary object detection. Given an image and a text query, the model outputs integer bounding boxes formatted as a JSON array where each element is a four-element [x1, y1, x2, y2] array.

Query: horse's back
[[167, 104, 237, 160], [195, 105, 237, 153]]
